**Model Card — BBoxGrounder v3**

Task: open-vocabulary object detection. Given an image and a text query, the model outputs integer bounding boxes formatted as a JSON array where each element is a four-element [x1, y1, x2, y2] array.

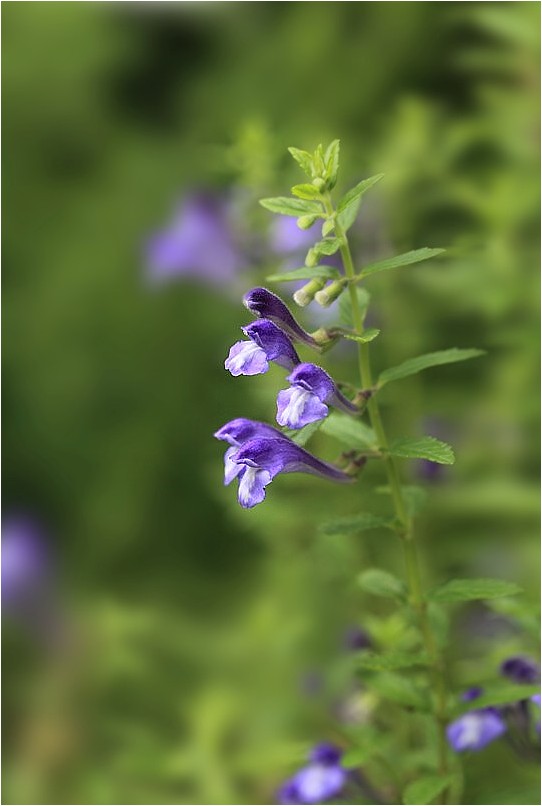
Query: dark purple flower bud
[[146, 193, 244, 286], [231, 437, 353, 508], [462, 687, 484, 702], [276, 363, 358, 429], [214, 418, 287, 486], [2, 516, 50, 607], [243, 287, 318, 348], [501, 656, 540, 684], [225, 320, 300, 377], [446, 709, 506, 752], [309, 743, 343, 766], [343, 625, 372, 652]]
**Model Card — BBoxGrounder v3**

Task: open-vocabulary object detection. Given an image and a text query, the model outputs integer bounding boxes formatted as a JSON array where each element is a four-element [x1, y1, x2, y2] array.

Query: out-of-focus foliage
[[2, 3, 539, 804]]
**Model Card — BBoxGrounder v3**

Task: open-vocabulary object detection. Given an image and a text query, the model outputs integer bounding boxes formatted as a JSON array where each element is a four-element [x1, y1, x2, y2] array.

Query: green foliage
[[319, 411, 377, 449], [358, 568, 407, 601], [428, 577, 523, 603], [343, 328, 380, 343], [358, 247, 445, 279], [312, 236, 342, 257], [379, 348, 485, 386], [284, 420, 323, 446], [403, 775, 456, 805], [337, 174, 384, 230], [338, 286, 370, 327], [459, 684, 540, 712], [259, 196, 322, 216], [324, 139, 340, 188], [365, 672, 430, 710], [389, 436, 455, 465], [287, 147, 314, 177], [319, 513, 395, 536], [358, 651, 428, 671], [266, 265, 340, 282], [290, 183, 321, 200]]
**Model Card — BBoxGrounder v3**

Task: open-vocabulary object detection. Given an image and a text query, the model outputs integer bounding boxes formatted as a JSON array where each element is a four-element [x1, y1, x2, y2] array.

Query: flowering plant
[[215, 141, 539, 804]]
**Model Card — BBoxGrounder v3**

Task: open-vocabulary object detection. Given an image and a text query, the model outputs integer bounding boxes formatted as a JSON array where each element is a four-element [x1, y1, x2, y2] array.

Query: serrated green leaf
[[379, 348, 485, 386], [460, 684, 539, 712], [321, 218, 335, 237], [360, 248, 445, 278], [341, 746, 374, 769], [266, 265, 340, 282], [337, 174, 385, 231], [320, 513, 395, 536], [359, 652, 428, 672], [259, 196, 323, 217], [313, 143, 325, 174], [324, 139, 340, 188], [376, 485, 428, 516], [403, 775, 455, 806], [284, 420, 323, 446], [428, 577, 523, 603], [319, 411, 377, 450], [343, 328, 380, 344], [288, 147, 314, 177], [314, 236, 342, 256], [291, 183, 322, 200], [366, 672, 430, 710], [389, 436, 455, 465], [358, 568, 407, 600], [339, 287, 370, 327]]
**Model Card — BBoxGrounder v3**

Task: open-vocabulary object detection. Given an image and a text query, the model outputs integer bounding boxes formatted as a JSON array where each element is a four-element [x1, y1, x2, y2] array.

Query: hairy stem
[[326, 196, 451, 792]]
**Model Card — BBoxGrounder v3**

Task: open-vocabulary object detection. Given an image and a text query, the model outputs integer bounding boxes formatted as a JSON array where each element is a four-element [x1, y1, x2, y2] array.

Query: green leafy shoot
[[379, 348, 485, 387], [259, 196, 323, 217], [324, 139, 340, 188], [358, 652, 429, 672], [428, 578, 523, 603], [458, 684, 540, 713], [389, 436, 455, 465], [356, 247, 445, 280], [343, 328, 380, 344], [287, 147, 314, 177], [337, 174, 384, 231], [403, 775, 457, 806], [358, 568, 407, 601]]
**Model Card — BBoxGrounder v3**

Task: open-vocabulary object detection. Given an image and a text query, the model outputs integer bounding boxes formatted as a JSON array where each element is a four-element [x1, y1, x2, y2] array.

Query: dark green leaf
[[358, 568, 407, 600], [343, 328, 380, 344], [284, 420, 323, 446], [359, 652, 429, 672], [366, 673, 430, 710], [266, 265, 340, 282], [403, 775, 456, 806], [360, 248, 445, 278], [291, 183, 322, 200], [389, 436, 455, 465], [337, 174, 384, 230], [428, 578, 523, 603], [288, 147, 314, 177], [320, 513, 395, 536], [259, 196, 322, 217], [319, 411, 376, 450], [460, 684, 539, 712], [379, 348, 485, 386]]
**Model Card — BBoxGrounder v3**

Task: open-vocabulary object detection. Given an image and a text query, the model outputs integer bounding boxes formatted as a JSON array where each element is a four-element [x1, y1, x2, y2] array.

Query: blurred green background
[[2, 2, 540, 804]]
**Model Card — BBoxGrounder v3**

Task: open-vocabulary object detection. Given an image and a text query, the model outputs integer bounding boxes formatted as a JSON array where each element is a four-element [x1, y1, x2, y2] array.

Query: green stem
[[327, 196, 451, 792]]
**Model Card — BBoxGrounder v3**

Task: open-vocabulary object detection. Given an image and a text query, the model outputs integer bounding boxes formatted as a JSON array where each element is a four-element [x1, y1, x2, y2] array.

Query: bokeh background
[[2, 2, 540, 804]]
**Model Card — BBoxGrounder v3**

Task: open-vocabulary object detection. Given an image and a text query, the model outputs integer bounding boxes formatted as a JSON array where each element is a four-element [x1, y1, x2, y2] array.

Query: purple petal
[[462, 687, 484, 702], [225, 341, 269, 376], [237, 467, 271, 509], [242, 320, 300, 370], [214, 418, 286, 447], [233, 437, 353, 484], [243, 287, 317, 347], [276, 387, 328, 429], [293, 763, 347, 803], [287, 363, 358, 414], [446, 710, 506, 752], [501, 656, 540, 685], [309, 743, 343, 766], [224, 447, 244, 485]]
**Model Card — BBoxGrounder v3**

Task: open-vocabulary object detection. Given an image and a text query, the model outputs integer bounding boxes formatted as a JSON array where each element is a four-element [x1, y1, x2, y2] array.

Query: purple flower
[[501, 656, 540, 685], [214, 418, 287, 485], [146, 193, 244, 286], [277, 743, 347, 805], [225, 320, 300, 376], [447, 709, 506, 752], [2, 516, 50, 607], [343, 625, 372, 652], [230, 437, 352, 508], [243, 287, 318, 348], [276, 363, 358, 429], [269, 217, 317, 255]]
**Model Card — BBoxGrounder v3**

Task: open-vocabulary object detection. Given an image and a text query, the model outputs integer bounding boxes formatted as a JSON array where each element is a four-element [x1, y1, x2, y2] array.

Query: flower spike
[[243, 287, 318, 348], [225, 319, 300, 376], [276, 362, 359, 429]]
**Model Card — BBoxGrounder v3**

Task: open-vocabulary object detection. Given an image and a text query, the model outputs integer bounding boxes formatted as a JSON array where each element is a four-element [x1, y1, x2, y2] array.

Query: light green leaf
[[284, 420, 323, 446], [320, 513, 395, 536], [379, 348, 485, 386], [376, 485, 428, 516], [389, 436, 455, 465], [324, 139, 340, 188], [266, 265, 340, 282], [321, 218, 335, 237], [360, 248, 445, 278], [366, 673, 430, 710], [339, 287, 370, 327], [460, 684, 539, 712], [403, 775, 456, 806], [358, 568, 407, 600], [428, 577, 523, 603], [320, 411, 377, 450], [314, 237, 342, 256], [337, 174, 385, 231], [343, 328, 380, 344], [259, 196, 322, 217], [291, 183, 322, 200], [288, 147, 314, 177], [359, 652, 428, 672]]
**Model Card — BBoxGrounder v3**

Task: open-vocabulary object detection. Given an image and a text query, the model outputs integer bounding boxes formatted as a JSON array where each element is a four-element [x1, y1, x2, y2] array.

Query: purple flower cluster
[[278, 743, 348, 805], [216, 288, 360, 508]]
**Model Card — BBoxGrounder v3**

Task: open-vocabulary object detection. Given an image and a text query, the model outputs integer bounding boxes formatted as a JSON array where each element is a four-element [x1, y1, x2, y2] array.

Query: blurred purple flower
[[269, 217, 318, 256], [447, 689, 506, 752], [343, 625, 372, 652], [146, 193, 245, 286], [501, 656, 540, 685], [277, 743, 347, 805], [2, 515, 50, 607], [225, 320, 300, 376], [276, 363, 358, 429]]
